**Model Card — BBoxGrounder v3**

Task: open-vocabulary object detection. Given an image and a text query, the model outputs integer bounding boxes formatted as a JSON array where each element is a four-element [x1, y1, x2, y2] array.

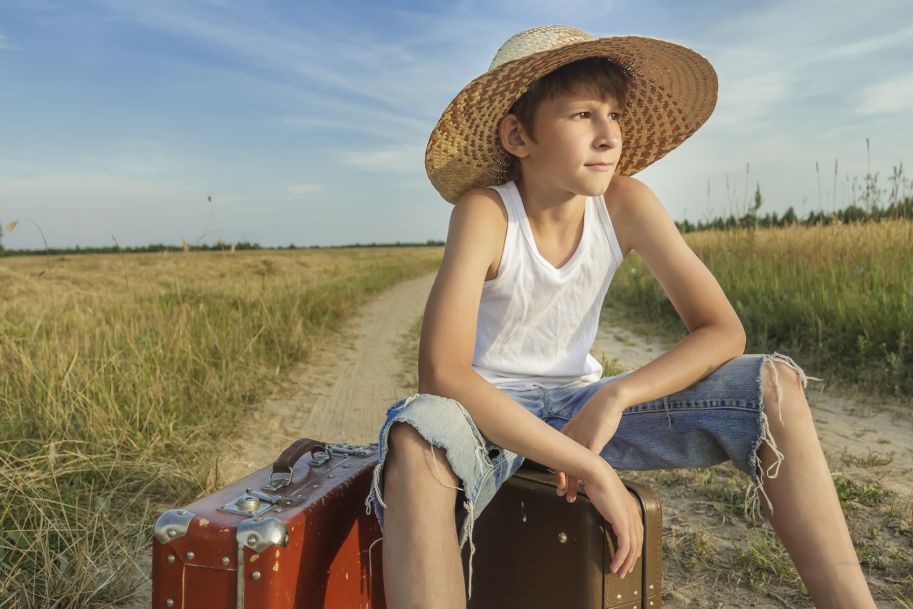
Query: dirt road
[[218, 272, 435, 483], [126, 271, 912, 608]]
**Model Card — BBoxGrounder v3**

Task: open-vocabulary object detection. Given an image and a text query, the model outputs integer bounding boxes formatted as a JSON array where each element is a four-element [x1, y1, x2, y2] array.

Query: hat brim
[[425, 35, 718, 204]]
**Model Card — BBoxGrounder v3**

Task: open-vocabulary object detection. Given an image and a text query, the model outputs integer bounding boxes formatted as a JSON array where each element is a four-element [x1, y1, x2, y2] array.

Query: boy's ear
[[498, 113, 530, 160]]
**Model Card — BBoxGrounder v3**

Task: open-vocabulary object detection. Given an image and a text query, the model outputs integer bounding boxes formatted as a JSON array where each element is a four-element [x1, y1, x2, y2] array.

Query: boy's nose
[[594, 120, 621, 149], [596, 131, 621, 149]]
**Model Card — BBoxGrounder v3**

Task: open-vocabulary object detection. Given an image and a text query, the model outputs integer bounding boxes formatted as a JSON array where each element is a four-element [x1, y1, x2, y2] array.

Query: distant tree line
[[676, 192, 912, 234], [0, 239, 446, 257], [0, 241, 261, 257]]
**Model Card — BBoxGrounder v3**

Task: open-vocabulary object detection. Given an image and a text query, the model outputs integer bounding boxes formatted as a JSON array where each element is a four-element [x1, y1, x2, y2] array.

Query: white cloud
[[0, 32, 19, 51], [280, 113, 427, 142], [338, 145, 425, 174], [287, 183, 324, 194], [98, 1, 427, 109], [713, 69, 793, 129], [692, 2, 913, 127], [812, 23, 913, 63], [856, 71, 913, 115]]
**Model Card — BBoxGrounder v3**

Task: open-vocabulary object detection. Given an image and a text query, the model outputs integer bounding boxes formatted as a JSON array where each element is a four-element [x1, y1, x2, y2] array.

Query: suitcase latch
[[217, 488, 305, 517]]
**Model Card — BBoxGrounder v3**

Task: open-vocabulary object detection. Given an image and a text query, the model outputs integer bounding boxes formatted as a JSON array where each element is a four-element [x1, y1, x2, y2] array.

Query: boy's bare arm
[[598, 176, 747, 410], [417, 189, 605, 484]]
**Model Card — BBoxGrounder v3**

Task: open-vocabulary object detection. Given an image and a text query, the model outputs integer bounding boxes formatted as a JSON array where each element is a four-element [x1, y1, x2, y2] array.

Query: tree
[[782, 206, 797, 225]]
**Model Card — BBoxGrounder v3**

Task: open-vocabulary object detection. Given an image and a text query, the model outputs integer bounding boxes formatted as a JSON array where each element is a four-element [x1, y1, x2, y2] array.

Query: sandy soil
[[121, 271, 912, 608]]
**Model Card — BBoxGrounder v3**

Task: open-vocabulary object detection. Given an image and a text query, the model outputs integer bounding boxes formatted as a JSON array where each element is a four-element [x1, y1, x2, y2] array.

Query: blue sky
[[1, 0, 911, 250]]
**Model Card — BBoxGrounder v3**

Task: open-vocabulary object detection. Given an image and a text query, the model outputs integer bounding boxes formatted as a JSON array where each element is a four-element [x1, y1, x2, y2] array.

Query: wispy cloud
[[280, 111, 428, 142], [97, 1, 462, 111], [812, 23, 913, 62], [287, 183, 324, 194], [92, 0, 502, 165], [0, 32, 19, 51], [95, 1, 523, 127], [338, 145, 425, 174], [712, 68, 793, 129], [98, 1, 400, 104], [693, 3, 913, 133], [857, 71, 913, 115]]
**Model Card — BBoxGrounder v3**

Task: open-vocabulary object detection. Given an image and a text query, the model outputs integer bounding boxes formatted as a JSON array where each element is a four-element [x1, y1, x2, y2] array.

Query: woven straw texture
[[425, 25, 718, 204]]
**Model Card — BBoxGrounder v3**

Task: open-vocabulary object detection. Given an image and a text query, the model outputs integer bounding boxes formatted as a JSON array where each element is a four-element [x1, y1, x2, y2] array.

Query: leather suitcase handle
[[271, 438, 328, 478]]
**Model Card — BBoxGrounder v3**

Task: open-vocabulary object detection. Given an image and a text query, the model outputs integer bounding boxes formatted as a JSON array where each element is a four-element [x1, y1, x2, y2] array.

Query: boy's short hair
[[507, 57, 632, 146]]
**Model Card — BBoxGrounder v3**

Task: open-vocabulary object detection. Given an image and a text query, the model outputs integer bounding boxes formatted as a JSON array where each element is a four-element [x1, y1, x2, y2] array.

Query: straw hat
[[424, 24, 718, 204]]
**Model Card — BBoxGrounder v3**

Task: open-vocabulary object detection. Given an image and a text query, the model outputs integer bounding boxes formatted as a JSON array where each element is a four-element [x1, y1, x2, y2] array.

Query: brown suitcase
[[151, 439, 386, 609], [468, 459, 663, 609], [152, 438, 661, 609]]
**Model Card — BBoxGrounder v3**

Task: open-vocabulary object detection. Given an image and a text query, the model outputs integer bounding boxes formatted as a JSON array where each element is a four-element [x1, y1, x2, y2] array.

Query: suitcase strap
[[268, 440, 377, 490], [269, 439, 328, 489]]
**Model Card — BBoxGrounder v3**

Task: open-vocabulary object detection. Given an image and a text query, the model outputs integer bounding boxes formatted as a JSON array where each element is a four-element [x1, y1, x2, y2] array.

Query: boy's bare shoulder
[[451, 187, 508, 279], [603, 174, 659, 215], [602, 174, 671, 256], [454, 187, 508, 221]]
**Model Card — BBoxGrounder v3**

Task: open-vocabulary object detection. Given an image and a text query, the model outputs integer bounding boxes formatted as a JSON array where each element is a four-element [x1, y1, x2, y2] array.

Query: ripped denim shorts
[[363, 352, 816, 600]]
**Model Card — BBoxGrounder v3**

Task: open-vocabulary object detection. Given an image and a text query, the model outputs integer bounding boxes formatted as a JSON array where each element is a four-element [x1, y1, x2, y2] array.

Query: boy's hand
[[581, 460, 644, 578], [554, 392, 626, 503]]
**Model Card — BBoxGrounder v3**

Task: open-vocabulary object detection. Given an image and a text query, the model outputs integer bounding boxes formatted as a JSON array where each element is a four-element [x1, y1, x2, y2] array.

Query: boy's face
[[509, 88, 623, 196]]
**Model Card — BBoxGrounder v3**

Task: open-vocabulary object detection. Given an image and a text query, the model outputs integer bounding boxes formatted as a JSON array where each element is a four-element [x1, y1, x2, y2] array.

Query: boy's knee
[[761, 360, 809, 425], [386, 422, 460, 486]]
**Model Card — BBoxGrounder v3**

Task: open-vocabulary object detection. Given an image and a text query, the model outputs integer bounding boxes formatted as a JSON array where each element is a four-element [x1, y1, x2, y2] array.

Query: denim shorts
[[363, 352, 814, 600]]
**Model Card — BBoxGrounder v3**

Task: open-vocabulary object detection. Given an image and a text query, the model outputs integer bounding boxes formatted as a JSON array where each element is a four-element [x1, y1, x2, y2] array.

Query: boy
[[365, 25, 876, 609]]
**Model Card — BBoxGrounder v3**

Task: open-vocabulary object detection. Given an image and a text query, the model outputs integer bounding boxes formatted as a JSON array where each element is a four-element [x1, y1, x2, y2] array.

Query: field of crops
[[607, 219, 913, 399], [0, 247, 442, 606]]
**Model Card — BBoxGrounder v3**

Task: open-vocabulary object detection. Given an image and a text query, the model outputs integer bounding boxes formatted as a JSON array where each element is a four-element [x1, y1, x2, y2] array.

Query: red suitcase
[[152, 439, 386, 609]]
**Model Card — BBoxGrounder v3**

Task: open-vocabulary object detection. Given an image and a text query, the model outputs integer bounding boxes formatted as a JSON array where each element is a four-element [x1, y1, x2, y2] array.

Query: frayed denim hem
[[362, 392, 491, 601], [744, 352, 822, 523]]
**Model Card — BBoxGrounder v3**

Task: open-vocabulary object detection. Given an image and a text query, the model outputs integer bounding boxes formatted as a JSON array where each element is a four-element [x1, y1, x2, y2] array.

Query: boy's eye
[[573, 111, 622, 120]]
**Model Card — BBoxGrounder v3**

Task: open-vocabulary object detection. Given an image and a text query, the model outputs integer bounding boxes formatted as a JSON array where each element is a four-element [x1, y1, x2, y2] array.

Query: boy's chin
[[576, 173, 615, 196]]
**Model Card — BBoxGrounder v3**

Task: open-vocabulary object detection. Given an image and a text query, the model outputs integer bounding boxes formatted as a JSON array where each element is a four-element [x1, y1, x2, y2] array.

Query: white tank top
[[472, 180, 625, 390]]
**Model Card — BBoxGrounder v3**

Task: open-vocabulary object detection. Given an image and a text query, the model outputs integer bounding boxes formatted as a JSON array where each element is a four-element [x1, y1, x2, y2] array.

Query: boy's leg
[[382, 422, 467, 609], [367, 393, 504, 609], [756, 359, 877, 609], [549, 356, 878, 607]]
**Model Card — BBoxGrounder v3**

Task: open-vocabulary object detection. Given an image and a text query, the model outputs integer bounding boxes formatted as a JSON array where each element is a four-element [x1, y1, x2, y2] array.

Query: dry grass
[[607, 220, 913, 398], [0, 247, 442, 607]]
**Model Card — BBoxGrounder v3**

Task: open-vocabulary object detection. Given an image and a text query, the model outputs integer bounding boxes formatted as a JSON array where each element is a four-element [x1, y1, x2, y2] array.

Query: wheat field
[[0, 247, 442, 607], [607, 220, 913, 398]]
